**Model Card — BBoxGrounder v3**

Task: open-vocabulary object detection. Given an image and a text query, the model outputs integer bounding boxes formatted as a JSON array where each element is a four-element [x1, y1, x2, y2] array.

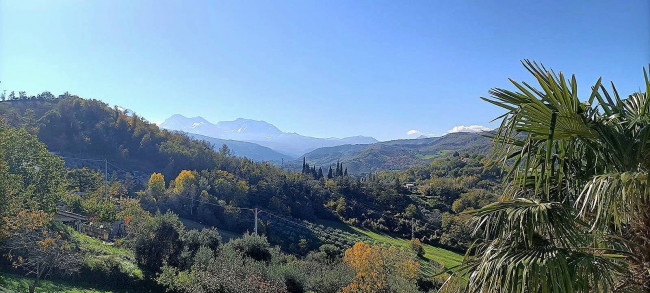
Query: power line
[[258, 209, 314, 230], [174, 194, 256, 211], [174, 194, 336, 237]]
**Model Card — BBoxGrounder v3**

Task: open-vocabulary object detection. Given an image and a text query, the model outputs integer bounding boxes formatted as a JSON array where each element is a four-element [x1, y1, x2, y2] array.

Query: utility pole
[[411, 218, 415, 239], [254, 208, 258, 235], [190, 191, 194, 215]]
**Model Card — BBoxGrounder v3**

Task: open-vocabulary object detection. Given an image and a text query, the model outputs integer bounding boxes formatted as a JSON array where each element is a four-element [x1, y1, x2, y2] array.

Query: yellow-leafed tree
[[342, 241, 419, 293], [147, 172, 165, 199], [173, 170, 195, 194]]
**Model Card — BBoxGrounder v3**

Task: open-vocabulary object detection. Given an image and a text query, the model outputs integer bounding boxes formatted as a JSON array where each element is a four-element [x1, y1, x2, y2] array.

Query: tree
[[147, 172, 166, 199], [135, 212, 185, 274], [409, 238, 425, 257], [328, 166, 333, 179], [2, 210, 81, 293], [336, 162, 341, 177], [174, 170, 196, 194], [227, 233, 272, 262], [0, 124, 19, 227], [335, 197, 347, 217], [342, 241, 419, 293], [404, 204, 417, 219], [459, 61, 650, 292], [66, 168, 103, 193], [219, 144, 232, 157], [0, 126, 65, 213]]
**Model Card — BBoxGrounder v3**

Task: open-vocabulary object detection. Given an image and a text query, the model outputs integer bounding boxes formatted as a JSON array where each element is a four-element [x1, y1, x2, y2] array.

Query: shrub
[[134, 212, 184, 274], [226, 233, 272, 262], [410, 238, 425, 257]]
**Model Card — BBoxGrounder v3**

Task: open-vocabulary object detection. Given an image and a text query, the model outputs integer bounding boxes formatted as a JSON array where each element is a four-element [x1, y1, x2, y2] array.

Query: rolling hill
[[294, 131, 493, 174]]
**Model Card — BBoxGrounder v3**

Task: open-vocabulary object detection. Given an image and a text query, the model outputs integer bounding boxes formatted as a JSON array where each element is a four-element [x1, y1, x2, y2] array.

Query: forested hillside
[[295, 132, 493, 174], [0, 95, 220, 179]]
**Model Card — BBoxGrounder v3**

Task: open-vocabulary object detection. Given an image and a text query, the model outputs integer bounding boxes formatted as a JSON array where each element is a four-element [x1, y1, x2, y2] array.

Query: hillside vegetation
[[0, 96, 219, 179], [0, 94, 498, 292], [296, 132, 493, 174], [0, 273, 115, 293]]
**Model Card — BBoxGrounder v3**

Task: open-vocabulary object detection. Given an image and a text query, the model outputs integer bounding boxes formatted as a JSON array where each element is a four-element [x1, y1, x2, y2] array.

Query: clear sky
[[1, 1, 649, 141]]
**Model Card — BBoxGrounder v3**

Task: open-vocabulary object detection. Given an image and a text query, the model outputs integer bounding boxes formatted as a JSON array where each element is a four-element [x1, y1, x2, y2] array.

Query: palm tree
[[456, 60, 650, 292]]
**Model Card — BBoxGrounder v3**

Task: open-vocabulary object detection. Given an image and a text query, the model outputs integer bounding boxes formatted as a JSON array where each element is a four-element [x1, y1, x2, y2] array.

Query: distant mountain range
[[291, 132, 493, 174], [160, 115, 493, 172], [159, 114, 378, 157]]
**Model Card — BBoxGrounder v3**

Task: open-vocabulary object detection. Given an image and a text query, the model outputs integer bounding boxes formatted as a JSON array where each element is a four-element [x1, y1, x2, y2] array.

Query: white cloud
[[446, 125, 491, 134], [152, 121, 162, 126], [406, 129, 422, 136], [406, 129, 435, 138]]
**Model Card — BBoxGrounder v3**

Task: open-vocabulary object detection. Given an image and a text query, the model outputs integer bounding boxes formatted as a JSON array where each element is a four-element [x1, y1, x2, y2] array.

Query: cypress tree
[[344, 168, 348, 176], [335, 162, 339, 176], [328, 166, 333, 179]]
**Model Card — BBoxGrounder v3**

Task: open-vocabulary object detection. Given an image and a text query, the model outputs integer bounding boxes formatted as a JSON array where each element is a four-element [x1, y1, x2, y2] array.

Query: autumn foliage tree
[[174, 170, 196, 194], [2, 210, 81, 293], [147, 172, 166, 199], [410, 238, 425, 257], [342, 241, 420, 293]]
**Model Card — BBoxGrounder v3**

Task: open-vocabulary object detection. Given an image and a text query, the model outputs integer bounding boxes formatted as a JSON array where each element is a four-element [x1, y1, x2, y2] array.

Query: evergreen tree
[[344, 168, 348, 176], [394, 177, 401, 193], [328, 166, 333, 179], [336, 162, 344, 177], [131, 113, 139, 131], [318, 167, 323, 179]]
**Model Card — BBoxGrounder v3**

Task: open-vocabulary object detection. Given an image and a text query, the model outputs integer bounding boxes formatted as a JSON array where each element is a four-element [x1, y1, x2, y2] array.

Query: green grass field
[[317, 219, 464, 276], [72, 231, 144, 281], [0, 273, 115, 293]]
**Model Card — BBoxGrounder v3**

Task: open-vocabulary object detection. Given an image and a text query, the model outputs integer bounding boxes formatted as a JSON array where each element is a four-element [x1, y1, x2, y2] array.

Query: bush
[[226, 233, 272, 262], [134, 212, 185, 274], [410, 238, 425, 257]]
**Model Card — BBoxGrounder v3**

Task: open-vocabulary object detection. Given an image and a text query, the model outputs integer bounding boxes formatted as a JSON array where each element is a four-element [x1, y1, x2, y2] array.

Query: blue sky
[[1, 1, 648, 141]]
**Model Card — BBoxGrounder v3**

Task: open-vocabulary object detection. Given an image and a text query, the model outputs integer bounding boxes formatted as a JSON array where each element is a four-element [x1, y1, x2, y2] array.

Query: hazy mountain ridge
[[160, 114, 378, 156], [183, 132, 293, 163], [294, 132, 493, 174]]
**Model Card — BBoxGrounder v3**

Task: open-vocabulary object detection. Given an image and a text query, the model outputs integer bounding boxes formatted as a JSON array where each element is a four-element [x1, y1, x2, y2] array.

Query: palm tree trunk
[[630, 205, 650, 290]]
